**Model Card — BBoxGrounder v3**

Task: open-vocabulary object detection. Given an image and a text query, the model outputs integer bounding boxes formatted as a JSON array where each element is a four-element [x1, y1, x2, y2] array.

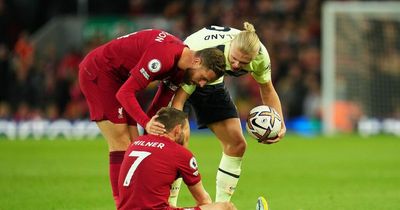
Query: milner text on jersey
[[133, 140, 165, 149]]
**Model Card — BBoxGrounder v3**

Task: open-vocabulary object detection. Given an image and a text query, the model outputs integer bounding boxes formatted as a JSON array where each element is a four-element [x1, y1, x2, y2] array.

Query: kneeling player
[[118, 107, 236, 210]]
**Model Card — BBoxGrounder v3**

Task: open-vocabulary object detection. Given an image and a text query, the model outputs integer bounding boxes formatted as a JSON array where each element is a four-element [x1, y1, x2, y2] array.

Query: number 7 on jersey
[[123, 151, 152, 186]]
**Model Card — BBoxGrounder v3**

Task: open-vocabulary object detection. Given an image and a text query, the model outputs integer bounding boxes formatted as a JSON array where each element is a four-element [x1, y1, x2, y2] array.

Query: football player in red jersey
[[118, 107, 236, 210], [78, 29, 226, 206]]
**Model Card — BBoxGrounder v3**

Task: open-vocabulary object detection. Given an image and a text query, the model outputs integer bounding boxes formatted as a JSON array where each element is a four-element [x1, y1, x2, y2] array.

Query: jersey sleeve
[[249, 43, 272, 84], [146, 82, 176, 118], [181, 84, 196, 95], [116, 76, 151, 127], [176, 148, 201, 186]]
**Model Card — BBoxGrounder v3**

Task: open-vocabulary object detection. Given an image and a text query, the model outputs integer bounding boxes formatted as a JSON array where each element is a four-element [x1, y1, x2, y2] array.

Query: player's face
[[229, 43, 253, 71], [183, 67, 217, 88]]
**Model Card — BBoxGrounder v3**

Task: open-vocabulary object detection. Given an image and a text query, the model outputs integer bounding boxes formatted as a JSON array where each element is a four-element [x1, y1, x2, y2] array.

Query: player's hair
[[232, 22, 260, 58], [195, 47, 226, 78], [155, 107, 188, 132]]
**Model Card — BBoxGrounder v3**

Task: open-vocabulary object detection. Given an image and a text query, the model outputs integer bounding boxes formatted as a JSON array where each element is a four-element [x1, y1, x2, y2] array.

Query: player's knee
[[223, 139, 247, 157], [229, 136, 247, 154], [237, 138, 247, 152], [220, 201, 237, 210], [107, 132, 132, 151]]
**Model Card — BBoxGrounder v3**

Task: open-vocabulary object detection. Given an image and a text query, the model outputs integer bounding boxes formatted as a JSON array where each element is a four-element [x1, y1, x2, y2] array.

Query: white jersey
[[183, 26, 272, 94], [184, 26, 240, 50]]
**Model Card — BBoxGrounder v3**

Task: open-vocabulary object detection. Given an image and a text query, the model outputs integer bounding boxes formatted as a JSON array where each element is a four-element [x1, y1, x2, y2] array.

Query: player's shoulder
[[142, 39, 185, 62], [195, 25, 240, 33], [184, 25, 240, 49], [136, 29, 175, 38], [186, 25, 240, 39], [170, 143, 194, 158], [255, 42, 271, 63]]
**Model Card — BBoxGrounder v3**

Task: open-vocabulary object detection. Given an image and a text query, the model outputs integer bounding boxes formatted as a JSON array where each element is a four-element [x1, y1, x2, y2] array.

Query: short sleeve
[[176, 148, 201, 186], [181, 84, 196, 95], [249, 43, 272, 84]]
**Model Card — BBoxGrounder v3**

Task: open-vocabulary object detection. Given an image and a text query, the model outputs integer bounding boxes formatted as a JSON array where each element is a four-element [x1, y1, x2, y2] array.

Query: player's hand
[[258, 123, 286, 144], [145, 115, 166, 135]]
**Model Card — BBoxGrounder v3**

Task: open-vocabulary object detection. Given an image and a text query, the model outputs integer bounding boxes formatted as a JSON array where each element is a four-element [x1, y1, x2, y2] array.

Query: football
[[246, 105, 282, 141]]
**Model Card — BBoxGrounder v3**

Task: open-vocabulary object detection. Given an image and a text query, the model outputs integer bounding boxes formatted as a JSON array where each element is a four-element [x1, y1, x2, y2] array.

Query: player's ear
[[193, 57, 202, 65], [172, 124, 182, 140]]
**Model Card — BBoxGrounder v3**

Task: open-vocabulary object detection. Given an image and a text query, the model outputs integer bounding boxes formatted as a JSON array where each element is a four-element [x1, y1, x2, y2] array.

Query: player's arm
[[118, 44, 183, 134], [251, 45, 286, 143], [171, 87, 191, 110], [187, 181, 212, 206], [116, 76, 150, 127], [147, 82, 176, 117], [177, 150, 210, 206], [116, 76, 165, 135], [259, 81, 286, 143], [171, 83, 196, 110]]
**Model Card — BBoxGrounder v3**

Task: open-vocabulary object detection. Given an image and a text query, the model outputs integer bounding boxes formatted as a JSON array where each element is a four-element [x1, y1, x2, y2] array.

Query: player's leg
[[97, 121, 138, 206], [208, 118, 247, 157], [97, 121, 135, 151], [208, 118, 247, 202], [168, 177, 183, 207], [199, 201, 237, 210], [187, 83, 246, 202], [79, 62, 139, 206]]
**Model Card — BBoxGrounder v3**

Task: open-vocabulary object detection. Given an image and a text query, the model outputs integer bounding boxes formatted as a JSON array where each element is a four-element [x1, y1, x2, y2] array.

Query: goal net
[[322, 1, 400, 136]]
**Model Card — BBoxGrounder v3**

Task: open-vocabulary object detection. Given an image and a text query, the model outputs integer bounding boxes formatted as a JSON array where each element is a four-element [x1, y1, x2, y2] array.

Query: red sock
[[109, 151, 125, 207]]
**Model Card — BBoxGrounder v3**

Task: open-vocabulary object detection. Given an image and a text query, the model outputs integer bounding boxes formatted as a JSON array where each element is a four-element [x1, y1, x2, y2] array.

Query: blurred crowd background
[[0, 0, 322, 126]]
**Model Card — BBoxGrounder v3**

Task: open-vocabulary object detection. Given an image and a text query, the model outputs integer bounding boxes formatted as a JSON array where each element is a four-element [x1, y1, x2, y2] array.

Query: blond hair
[[232, 22, 260, 58]]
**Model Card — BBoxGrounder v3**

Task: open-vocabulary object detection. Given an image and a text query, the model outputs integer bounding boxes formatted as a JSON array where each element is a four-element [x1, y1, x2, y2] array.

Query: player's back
[[184, 26, 240, 50], [118, 135, 199, 210], [92, 29, 184, 81], [184, 25, 272, 86], [106, 29, 182, 69]]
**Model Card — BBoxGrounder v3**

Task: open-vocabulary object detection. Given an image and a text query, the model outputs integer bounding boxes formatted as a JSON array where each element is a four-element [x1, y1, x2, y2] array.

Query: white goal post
[[322, 1, 400, 135]]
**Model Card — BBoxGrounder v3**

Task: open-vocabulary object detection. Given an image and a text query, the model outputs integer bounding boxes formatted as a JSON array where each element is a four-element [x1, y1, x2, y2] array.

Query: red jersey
[[80, 29, 186, 127], [118, 135, 201, 210]]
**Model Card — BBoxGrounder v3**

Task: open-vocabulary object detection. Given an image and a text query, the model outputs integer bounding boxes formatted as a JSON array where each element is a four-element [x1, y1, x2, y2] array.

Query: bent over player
[[118, 107, 236, 210], [79, 29, 225, 206], [171, 22, 286, 202]]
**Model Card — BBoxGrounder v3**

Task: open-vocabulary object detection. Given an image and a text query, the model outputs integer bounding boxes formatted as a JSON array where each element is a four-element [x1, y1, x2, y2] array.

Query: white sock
[[216, 153, 242, 202], [168, 177, 183, 206]]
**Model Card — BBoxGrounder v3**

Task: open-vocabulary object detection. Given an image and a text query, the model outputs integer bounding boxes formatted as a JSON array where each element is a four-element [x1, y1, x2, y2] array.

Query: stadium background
[[1, 0, 400, 210], [0, 0, 322, 135]]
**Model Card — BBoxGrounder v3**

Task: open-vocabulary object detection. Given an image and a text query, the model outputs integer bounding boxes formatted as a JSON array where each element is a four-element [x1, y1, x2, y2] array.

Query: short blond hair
[[232, 22, 260, 58]]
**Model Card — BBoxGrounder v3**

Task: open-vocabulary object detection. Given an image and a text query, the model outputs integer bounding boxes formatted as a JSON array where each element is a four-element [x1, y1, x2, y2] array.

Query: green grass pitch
[[1, 134, 400, 210]]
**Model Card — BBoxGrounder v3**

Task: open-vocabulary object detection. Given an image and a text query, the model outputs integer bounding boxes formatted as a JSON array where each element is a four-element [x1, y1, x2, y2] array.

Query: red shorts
[[79, 52, 137, 125]]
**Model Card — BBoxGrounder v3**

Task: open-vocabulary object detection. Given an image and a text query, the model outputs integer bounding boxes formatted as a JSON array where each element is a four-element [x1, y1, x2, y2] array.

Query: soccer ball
[[246, 105, 282, 141]]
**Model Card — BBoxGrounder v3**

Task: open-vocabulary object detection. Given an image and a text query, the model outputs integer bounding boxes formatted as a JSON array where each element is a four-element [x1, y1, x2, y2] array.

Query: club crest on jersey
[[190, 157, 198, 170], [148, 59, 161, 73]]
